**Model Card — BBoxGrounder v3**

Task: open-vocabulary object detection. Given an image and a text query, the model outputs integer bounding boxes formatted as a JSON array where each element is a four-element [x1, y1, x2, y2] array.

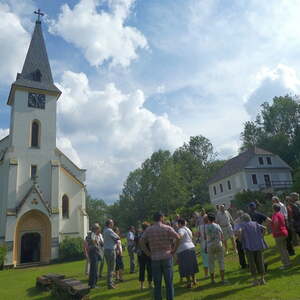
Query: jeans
[[151, 258, 174, 300], [88, 250, 100, 288], [104, 249, 116, 287], [99, 255, 104, 277], [138, 253, 152, 282], [128, 247, 135, 273]]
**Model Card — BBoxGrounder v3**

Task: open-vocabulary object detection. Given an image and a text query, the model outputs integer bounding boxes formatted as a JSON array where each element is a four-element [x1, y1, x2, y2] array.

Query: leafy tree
[[86, 194, 108, 227], [241, 95, 300, 168]]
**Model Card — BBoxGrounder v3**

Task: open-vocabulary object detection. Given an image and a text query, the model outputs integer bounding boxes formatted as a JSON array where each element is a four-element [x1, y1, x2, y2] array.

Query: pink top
[[272, 212, 288, 238]]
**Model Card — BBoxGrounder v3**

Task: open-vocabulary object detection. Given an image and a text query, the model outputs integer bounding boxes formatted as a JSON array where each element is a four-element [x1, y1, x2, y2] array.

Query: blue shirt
[[240, 221, 267, 251]]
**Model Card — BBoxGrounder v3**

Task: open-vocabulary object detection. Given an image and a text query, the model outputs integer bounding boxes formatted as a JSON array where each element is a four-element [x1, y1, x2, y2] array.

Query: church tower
[[0, 11, 88, 267]]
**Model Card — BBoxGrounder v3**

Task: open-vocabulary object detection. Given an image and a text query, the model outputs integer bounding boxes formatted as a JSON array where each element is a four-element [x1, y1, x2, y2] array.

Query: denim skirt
[[177, 247, 199, 277]]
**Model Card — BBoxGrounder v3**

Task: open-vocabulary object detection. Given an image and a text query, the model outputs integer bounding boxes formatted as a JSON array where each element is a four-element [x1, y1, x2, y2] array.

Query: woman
[[198, 215, 209, 278], [136, 222, 152, 290], [238, 213, 267, 286], [177, 219, 199, 288], [271, 204, 291, 269]]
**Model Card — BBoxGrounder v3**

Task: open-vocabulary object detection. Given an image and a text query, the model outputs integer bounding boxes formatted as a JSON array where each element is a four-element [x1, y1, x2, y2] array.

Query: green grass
[[1, 235, 300, 299]]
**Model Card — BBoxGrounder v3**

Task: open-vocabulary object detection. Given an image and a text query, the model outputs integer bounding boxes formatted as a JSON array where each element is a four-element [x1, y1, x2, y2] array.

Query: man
[[248, 202, 271, 225], [216, 205, 237, 254], [103, 219, 120, 289], [272, 196, 294, 256], [140, 212, 180, 300], [289, 192, 300, 237], [234, 210, 248, 269], [87, 223, 102, 289], [272, 196, 288, 219], [206, 213, 227, 284], [127, 226, 136, 273]]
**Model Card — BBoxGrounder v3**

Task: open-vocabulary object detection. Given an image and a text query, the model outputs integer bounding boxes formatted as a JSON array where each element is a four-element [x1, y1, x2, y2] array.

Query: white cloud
[[0, 3, 30, 84], [0, 128, 9, 140], [56, 136, 82, 167], [245, 64, 300, 118], [56, 70, 185, 201], [49, 0, 147, 68]]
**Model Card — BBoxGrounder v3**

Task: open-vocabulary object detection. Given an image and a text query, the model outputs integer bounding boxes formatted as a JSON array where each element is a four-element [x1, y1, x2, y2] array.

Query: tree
[[240, 95, 300, 168], [86, 194, 108, 227]]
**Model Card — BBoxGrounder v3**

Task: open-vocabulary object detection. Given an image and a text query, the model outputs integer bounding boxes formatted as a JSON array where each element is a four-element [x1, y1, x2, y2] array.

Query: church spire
[[21, 10, 53, 85], [7, 9, 61, 105]]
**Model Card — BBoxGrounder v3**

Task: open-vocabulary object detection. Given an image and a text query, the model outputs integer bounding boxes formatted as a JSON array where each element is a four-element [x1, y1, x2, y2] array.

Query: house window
[[227, 180, 231, 190], [252, 174, 258, 184], [31, 120, 40, 148], [258, 157, 264, 165], [220, 184, 223, 193], [266, 157, 272, 165], [62, 195, 69, 219], [31, 165, 37, 179], [213, 186, 217, 195]]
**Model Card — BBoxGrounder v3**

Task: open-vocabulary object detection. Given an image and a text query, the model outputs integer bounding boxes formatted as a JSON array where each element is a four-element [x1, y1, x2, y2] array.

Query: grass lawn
[[1, 235, 300, 300]]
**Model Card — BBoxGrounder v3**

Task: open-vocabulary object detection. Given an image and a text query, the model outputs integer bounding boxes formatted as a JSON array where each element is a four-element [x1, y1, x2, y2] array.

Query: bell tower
[[7, 13, 61, 152]]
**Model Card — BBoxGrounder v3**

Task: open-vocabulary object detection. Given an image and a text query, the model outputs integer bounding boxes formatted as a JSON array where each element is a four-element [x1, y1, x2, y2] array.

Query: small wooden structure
[[51, 277, 90, 299], [36, 273, 65, 291]]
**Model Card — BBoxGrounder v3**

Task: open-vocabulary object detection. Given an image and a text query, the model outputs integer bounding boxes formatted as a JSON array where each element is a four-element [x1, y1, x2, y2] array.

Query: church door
[[14, 210, 51, 265], [20, 232, 41, 263]]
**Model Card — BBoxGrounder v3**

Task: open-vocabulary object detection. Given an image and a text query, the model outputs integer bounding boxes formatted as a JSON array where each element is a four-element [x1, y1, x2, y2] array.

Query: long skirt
[[177, 248, 199, 277]]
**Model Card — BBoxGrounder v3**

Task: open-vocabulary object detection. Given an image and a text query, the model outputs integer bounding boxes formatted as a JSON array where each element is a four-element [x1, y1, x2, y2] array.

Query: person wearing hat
[[271, 204, 291, 269], [248, 202, 271, 225]]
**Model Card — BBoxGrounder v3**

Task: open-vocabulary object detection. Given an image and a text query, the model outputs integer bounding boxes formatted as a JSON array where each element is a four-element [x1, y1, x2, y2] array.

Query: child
[[115, 227, 124, 282]]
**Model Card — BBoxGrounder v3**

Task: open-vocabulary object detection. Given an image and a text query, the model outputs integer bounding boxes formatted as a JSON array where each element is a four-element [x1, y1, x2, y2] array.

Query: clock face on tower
[[28, 92, 45, 109]]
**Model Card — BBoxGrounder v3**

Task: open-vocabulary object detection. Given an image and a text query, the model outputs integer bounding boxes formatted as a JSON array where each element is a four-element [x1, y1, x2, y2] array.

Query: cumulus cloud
[[0, 3, 30, 84], [56, 71, 185, 201], [56, 136, 82, 167], [245, 64, 300, 118], [0, 128, 9, 140], [49, 0, 147, 68]]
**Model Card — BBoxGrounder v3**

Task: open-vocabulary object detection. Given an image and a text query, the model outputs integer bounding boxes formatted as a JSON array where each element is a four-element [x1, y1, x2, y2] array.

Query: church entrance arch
[[14, 210, 51, 265]]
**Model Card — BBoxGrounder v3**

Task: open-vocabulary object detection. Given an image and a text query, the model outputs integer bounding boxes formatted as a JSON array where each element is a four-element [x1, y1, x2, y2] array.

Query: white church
[[0, 15, 88, 267]]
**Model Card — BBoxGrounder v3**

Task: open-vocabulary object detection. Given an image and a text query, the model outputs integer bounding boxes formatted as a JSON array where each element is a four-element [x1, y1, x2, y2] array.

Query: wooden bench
[[36, 273, 65, 291], [51, 277, 90, 299]]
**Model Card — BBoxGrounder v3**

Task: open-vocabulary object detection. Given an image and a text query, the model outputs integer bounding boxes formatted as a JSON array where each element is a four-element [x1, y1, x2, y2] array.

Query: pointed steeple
[[7, 13, 61, 105], [21, 19, 54, 85]]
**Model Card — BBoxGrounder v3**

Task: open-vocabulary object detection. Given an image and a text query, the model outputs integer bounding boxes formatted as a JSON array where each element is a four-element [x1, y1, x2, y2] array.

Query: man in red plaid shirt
[[140, 212, 180, 300]]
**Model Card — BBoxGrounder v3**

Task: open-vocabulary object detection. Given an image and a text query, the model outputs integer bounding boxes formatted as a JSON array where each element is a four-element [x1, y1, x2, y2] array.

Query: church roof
[[8, 20, 61, 105]]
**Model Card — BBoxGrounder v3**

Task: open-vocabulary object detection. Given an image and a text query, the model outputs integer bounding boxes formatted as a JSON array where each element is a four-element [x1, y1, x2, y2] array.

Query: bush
[[0, 245, 7, 270], [232, 190, 273, 216], [59, 237, 85, 262]]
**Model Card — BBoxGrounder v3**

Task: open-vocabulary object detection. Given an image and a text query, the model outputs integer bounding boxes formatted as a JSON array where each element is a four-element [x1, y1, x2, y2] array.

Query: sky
[[1, 0, 300, 203]]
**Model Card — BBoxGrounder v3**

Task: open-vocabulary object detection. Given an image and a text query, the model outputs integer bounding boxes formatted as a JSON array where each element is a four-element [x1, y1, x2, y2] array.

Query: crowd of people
[[83, 191, 300, 299]]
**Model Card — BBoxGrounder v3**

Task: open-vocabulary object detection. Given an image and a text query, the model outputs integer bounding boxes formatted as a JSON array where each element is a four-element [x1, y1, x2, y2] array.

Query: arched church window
[[62, 195, 69, 219], [31, 120, 40, 148]]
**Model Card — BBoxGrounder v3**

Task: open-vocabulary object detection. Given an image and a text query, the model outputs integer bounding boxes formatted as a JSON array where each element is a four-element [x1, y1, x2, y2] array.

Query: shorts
[[116, 255, 124, 271], [207, 243, 224, 273], [221, 225, 234, 240]]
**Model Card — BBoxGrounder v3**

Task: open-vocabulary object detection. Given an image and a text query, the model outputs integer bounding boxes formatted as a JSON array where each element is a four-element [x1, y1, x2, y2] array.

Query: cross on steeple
[[34, 9, 44, 22]]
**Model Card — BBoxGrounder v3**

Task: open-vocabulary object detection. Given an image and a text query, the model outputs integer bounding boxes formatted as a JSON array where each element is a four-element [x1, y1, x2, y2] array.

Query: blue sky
[[1, 0, 300, 202]]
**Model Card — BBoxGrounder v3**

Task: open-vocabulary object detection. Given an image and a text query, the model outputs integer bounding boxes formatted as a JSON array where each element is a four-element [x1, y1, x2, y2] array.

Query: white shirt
[[176, 226, 195, 254], [279, 201, 288, 219]]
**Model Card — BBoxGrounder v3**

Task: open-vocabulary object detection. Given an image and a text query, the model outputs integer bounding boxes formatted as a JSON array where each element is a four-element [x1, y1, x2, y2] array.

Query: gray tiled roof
[[12, 21, 60, 94], [207, 146, 274, 184]]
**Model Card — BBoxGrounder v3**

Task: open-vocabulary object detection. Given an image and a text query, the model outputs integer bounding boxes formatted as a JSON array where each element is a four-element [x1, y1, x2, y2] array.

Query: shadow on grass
[[26, 287, 55, 300]]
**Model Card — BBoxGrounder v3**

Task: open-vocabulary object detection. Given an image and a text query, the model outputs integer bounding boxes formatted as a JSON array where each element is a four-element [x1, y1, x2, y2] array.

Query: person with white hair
[[272, 196, 288, 219]]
